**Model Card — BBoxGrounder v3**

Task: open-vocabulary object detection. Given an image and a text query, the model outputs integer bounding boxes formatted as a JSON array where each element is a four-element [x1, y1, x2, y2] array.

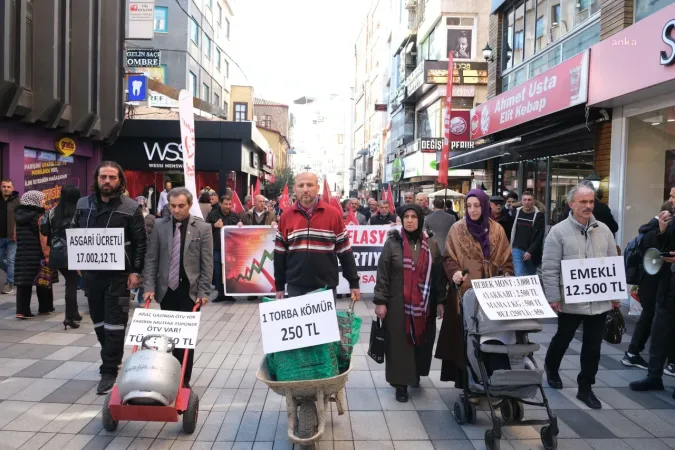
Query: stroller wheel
[[500, 399, 514, 422], [465, 400, 477, 424], [485, 429, 501, 450], [513, 400, 524, 422], [453, 401, 467, 424], [541, 425, 558, 450]]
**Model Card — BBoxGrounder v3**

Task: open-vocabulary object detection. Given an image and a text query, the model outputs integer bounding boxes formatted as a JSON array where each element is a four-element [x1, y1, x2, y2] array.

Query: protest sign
[[259, 289, 340, 354], [223, 226, 276, 296], [126, 309, 201, 349], [471, 275, 557, 321], [66, 228, 125, 270], [336, 225, 396, 294], [561, 256, 627, 304]]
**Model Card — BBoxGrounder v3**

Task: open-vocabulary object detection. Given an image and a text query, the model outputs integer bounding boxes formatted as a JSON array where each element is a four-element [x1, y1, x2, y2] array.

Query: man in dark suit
[[425, 197, 456, 256], [143, 187, 214, 388]]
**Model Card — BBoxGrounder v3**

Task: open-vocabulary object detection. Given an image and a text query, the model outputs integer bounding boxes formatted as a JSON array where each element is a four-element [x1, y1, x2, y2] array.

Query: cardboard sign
[[561, 256, 627, 304], [66, 228, 125, 270], [126, 309, 201, 349], [259, 290, 340, 354], [471, 276, 557, 321], [337, 226, 398, 294]]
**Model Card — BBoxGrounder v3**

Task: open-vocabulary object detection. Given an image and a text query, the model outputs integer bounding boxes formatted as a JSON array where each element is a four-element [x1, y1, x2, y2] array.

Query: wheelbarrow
[[256, 358, 352, 450], [101, 299, 202, 434]]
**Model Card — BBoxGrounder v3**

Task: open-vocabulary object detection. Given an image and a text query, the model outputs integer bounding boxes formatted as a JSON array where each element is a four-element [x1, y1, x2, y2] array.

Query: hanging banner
[[178, 89, 203, 218], [437, 52, 454, 186], [222, 225, 396, 295]]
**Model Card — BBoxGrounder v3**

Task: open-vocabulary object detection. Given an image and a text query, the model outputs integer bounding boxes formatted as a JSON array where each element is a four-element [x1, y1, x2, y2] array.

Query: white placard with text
[[126, 309, 201, 349], [66, 228, 125, 271], [259, 290, 340, 354], [561, 256, 627, 304], [471, 276, 557, 321]]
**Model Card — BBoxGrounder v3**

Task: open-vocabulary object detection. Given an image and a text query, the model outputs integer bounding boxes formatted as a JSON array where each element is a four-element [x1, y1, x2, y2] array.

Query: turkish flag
[[387, 184, 394, 206], [322, 178, 333, 203], [253, 178, 261, 197], [345, 207, 359, 225], [437, 51, 454, 187], [279, 183, 291, 211], [231, 190, 245, 215]]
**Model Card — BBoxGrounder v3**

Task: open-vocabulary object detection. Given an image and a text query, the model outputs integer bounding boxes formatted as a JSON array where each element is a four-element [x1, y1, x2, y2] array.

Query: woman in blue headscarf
[[434, 189, 514, 388]]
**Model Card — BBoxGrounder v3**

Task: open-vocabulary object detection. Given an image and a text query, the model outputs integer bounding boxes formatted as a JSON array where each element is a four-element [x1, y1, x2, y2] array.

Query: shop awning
[[449, 137, 522, 167]]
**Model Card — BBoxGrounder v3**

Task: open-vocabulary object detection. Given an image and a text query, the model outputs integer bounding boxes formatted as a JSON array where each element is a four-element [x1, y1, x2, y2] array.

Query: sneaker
[[622, 352, 649, 370], [577, 389, 602, 409], [1, 283, 14, 294], [629, 376, 664, 391], [15, 312, 34, 319], [97, 373, 117, 395], [665, 363, 675, 377]]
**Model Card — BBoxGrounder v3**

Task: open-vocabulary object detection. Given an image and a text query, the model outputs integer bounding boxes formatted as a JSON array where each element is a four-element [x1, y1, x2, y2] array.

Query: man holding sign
[[541, 184, 620, 410], [72, 161, 148, 395]]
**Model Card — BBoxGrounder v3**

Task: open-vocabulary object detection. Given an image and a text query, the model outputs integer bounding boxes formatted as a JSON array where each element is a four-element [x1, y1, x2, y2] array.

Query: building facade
[[255, 98, 291, 172], [0, 0, 126, 204], [127, 0, 234, 114]]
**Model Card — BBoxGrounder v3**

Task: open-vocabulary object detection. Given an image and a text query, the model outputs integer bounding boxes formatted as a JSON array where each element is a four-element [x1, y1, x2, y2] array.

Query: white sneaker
[[665, 363, 675, 377]]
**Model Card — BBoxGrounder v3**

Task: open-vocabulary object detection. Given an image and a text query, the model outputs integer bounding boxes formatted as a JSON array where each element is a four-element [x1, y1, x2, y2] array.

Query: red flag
[[345, 207, 359, 225], [231, 190, 245, 215], [387, 184, 394, 206], [437, 51, 454, 187], [322, 178, 333, 203], [330, 197, 343, 214], [381, 187, 388, 202], [279, 183, 291, 211], [253, 178, 261, 197]]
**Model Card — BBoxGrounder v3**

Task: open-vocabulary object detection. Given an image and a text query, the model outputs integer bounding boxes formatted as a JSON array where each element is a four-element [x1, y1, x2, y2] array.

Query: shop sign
[[405, 62, 425, 97], [471, 50, 589, 140], [384, 162, 393, 183], [420, 138, 443, 153], [55, 137, 76, 157], [403, 140, 420, 156], [149, 92, 178, 107], [127, 0, 155, 40], [392, 157, 404, 182], [588, 3, 675, 106], [374, 103, 388, 111], [425, 60, 488, 85], [402, 152, 439, 178], [125, 48, 161, 68], [453, 85, 476, 97], [24, 149, 74, 210]]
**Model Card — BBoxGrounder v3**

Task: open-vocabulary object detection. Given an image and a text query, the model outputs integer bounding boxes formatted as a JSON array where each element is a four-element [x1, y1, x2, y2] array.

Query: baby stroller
[[454, 288, 559, 450]]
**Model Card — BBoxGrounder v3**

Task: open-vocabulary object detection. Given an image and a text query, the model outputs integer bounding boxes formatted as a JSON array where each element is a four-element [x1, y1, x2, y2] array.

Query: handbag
[[33, 260, 55, 290], [604, 308, 626, 344], [367, 319, 386, 364]]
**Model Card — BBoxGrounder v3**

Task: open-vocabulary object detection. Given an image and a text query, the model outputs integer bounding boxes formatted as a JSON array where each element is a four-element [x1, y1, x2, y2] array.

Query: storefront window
[[524, 158, 547, 203], [23, 149, 88, 209], [416, 100, 442, 138], [635, 0, 675, 21], [549, 151, 593, 225], [428, 23, 445, 60], [500, 162, 520, 195], [561, 20, 599, 61]]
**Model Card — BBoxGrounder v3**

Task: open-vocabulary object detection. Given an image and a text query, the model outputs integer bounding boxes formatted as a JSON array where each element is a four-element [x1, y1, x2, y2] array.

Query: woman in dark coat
[[41, 185, 82, 328], [435, 189, 514, 388], [373, 203, 447, 402], [15, 190, 54, 319]]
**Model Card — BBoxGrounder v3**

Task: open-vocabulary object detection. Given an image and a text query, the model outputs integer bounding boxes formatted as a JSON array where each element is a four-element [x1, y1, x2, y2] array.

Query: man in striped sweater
[[274, 172, 360, 299]]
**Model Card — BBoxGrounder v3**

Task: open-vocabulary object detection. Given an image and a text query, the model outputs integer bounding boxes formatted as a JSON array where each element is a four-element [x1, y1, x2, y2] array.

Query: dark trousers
[[545, 312, 607, 390], [16, 285, 53, 315], [647, 303, 675, 378], [160, 281, 197, 386], [85, 273, 130, 375], [212, 250, 224, 298], [58, 269, 79, 320], [628, 287, 675, 361]]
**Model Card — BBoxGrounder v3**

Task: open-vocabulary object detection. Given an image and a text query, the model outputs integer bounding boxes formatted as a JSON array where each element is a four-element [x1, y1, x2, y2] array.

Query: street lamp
[[482, 43, 493, 62]]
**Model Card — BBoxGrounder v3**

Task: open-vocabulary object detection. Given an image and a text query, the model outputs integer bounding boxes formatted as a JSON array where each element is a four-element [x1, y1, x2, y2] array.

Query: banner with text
[[561, 256, 627, 304], [66, 228, 125, 271], [126, 309, 201, 349], [471, 276, 557, 321], [223, 225, 394, 295]]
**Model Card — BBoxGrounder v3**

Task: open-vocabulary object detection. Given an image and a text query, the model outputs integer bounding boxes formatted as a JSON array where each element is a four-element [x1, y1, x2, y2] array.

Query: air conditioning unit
[[405, 0, 417, 10]]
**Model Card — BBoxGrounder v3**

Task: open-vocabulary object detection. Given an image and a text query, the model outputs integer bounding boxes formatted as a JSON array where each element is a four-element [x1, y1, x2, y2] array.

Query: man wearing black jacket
[[629, 207, 675, 398], [72, 161, 147, 395], [369, 200, 397, 225], [490, 196, 514, 241], [206, 195, 240, 302]]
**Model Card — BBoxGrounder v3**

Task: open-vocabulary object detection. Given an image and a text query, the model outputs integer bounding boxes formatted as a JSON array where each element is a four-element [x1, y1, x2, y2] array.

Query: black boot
[[629, 376, 665, 391], [63, 319, 80, 330], [395, 386, 408, 403], [576, 388, 602, 409], [545, 365, 563, 389]]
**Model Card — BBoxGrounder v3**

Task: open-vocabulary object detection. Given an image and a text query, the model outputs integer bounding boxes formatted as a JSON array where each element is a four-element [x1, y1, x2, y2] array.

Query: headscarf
[[400, 203, 424, 241], [135, 195, 148, 206], [21, 190, 45, 208], [465, 189, 491, 259]]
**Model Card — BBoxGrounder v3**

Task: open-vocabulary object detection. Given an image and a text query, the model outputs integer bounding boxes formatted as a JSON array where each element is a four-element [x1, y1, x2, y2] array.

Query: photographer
[[629, 205, 675, 398]]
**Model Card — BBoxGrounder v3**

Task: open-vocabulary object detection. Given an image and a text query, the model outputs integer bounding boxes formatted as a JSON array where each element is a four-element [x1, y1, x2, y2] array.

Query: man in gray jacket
[[143, 187, 213, 388], [542, 184, 620, 409], [425, 197, 455, 256]]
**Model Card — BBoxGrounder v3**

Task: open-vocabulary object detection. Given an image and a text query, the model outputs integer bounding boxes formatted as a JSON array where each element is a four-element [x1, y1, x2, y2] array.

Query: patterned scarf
[[401, 230, 433, 346]]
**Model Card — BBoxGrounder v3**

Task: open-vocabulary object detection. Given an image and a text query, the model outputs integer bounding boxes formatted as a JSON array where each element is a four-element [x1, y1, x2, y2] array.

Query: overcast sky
[[229, 0, 371, 105]]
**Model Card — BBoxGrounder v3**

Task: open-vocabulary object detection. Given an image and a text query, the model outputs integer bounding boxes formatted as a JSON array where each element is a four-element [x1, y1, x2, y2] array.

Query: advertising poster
[[223, 225, 394, 296], [223, 226, 276, 296], [24, 148, 75, 210]]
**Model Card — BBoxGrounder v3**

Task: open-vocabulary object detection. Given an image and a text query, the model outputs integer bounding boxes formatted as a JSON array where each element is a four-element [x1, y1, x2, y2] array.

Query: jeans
[[213, 250, 224, 298], [545, 312, 607, 390], [512, 248, 537, 277], [0, 238, 16, 284]]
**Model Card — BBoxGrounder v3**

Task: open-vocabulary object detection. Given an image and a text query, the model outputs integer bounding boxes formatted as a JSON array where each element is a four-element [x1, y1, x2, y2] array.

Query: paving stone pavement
[[0, 283, 674, 450]]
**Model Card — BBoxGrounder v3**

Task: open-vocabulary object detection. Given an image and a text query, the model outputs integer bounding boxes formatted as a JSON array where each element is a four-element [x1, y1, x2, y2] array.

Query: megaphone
[[643, 248, 666, 275]]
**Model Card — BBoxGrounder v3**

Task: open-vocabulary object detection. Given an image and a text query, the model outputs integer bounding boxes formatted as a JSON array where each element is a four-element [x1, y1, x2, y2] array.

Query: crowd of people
[[2, 163, 675, 408]]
